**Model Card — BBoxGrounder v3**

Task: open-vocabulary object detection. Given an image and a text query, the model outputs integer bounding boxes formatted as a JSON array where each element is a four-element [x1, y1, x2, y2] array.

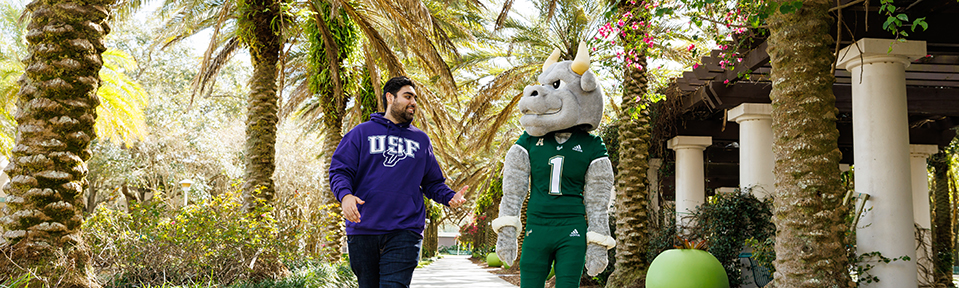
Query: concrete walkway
[[410, 255, 517, 287]]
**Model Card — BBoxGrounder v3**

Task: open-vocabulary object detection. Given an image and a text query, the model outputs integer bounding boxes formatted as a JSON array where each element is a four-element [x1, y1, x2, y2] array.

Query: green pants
[[520, 219, 587, 288]]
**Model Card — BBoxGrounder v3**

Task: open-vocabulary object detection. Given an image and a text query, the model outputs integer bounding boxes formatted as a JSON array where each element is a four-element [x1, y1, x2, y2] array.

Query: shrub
[[229, 261, 356, 288], [459, 215, 493, 258], [85, 189, 307, 286], [690, 191, 774, 287]]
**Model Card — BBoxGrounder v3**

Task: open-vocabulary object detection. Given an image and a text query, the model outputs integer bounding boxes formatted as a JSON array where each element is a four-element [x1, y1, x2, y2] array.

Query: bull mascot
[[492, 41, 616, 288]]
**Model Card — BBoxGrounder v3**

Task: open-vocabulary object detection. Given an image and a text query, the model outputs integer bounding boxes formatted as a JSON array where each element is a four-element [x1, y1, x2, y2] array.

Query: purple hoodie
[[329, 112, 456, 235]]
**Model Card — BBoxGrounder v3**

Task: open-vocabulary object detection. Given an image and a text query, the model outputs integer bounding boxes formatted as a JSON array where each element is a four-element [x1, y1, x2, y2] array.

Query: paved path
[[410, 255, 517, 287]]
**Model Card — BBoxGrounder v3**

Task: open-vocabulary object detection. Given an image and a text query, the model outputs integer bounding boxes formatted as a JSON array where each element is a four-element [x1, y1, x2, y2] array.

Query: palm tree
[[0, 0, 117, 285], [0, 1, 147, 154], [235, 0, 285, 209], [295, 0, 359, 260], [765, 0, 853, 286], [154, 0, 470, 216], [605, 0, 651, 286]]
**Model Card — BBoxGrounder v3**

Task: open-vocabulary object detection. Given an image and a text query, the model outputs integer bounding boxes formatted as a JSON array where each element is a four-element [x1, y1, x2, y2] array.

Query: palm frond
[[191, 36, 240, 103], [335, 0, 406, 77], [97, 48, 149, 147], [494, 0, 515, 31]]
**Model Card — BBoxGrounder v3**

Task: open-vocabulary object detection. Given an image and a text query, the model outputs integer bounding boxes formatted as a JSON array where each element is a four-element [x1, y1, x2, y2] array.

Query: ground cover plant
[[85, 189, 345, 287]]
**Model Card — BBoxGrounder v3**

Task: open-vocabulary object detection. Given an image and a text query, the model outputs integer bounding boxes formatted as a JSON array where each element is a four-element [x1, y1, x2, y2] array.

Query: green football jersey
[[515, 130, 609, 222]]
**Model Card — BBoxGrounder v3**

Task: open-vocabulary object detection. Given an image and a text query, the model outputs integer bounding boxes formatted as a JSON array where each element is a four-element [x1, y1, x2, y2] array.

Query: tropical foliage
[[0, 0, 956, 286]]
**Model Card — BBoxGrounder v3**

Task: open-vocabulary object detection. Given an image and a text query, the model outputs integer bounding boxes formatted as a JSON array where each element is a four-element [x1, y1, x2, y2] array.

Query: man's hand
[[342, 194, 365, 223], [448, 185, 468, 208]]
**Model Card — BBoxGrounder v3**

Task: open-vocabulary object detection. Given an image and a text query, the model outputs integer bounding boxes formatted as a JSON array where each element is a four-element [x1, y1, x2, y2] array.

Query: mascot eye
[[551, 80, 565, 89]]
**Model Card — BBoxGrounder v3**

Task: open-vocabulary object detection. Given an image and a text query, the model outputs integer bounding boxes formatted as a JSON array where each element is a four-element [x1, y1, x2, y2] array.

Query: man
[[330, 76, 467, 288]]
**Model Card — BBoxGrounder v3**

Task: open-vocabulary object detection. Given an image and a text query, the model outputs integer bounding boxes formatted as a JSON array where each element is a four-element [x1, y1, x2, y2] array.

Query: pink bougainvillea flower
[[724, 79, 730, 84], [687, 44, 695, 51], [693, 63, 700, 69]]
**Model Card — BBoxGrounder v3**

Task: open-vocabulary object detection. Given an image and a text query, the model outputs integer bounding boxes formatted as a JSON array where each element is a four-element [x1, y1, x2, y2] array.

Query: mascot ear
[[581, 70, 598, 92]]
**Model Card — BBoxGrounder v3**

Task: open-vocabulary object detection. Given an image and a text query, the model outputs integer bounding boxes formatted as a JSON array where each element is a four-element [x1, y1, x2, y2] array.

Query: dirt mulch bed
[[469, 257, 601, 288]]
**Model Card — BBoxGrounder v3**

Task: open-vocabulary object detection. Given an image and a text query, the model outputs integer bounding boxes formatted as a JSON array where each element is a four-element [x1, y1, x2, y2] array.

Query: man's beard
[[390, 104, 414, 123]]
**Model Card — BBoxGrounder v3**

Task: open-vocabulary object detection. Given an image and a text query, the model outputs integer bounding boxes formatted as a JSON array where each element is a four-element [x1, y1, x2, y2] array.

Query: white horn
[[542, 48, 561, 73], [571, 41, 590, 75]]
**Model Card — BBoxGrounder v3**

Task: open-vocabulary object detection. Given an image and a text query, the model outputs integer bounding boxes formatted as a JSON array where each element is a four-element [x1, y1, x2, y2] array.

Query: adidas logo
[[572, 145, 582, 152], [569, 229, 581, 237]]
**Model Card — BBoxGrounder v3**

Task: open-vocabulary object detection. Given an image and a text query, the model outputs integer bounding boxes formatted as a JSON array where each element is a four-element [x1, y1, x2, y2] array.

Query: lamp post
[[179, 179, 194, 207]]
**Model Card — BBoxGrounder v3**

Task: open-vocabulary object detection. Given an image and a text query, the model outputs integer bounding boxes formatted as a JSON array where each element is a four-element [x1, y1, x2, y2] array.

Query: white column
[[837, 38, 926, 288], [727, 103, 774, 199], [911, 144, 937, 285], [648, 158, 663, 224], [668, 136, 711, 231], [910, 145, 937, 229]]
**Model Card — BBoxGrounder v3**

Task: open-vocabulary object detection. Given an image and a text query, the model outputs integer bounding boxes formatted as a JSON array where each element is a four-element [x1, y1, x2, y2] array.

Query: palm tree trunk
[[423, 217, 438, 258], [931, 152, 954, 287], [485, 194, 502, 250], [765, 0, 853, 286], [238, 0, 288, 279], [606, 2, 650, 287], [307, 3, 354, 262], [320, 132, 344, 261], [240, 0, 282, 209], [0, 0, 113, 286]]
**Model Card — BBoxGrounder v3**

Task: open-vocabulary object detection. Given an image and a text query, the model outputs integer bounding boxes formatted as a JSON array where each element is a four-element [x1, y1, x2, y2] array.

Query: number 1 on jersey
[[549, 156, 564, 195]]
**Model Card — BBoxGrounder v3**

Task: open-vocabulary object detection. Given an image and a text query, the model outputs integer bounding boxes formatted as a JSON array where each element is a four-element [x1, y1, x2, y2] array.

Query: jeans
[[347, 230, 423, 288]]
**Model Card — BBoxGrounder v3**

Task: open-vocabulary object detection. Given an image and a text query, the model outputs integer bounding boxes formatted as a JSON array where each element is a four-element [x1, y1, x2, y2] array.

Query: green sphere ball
[[646, 249, 730, 288], [486, 253, 503, 267]]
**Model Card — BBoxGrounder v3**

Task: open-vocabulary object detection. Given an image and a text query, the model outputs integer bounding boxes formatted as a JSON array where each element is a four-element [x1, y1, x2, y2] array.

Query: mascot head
[[518, 41, 603, 137]]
